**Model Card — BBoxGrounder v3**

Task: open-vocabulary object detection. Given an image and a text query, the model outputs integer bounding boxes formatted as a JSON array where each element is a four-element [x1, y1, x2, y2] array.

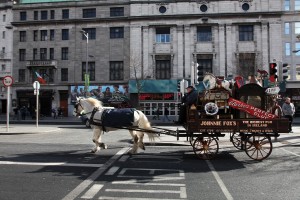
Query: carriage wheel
[[192, 137, 219, 160], [231, 132, 243, 150], [245, 135, 272, 161]]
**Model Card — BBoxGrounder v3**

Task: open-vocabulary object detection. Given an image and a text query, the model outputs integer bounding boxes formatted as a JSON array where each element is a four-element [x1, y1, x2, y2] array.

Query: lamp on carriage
[[80, 30, 89, 96]]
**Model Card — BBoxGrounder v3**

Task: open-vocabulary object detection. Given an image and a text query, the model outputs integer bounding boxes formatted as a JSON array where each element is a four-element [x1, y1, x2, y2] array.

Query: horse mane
[[86, 97, 103, 107]]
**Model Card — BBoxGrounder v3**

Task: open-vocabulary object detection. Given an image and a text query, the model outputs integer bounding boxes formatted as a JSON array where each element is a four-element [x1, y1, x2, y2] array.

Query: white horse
[[73, 97, 156, 154]]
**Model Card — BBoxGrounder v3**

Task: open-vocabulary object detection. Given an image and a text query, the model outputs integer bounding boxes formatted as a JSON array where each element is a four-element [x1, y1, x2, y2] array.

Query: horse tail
[[137, 110, 157, 142]]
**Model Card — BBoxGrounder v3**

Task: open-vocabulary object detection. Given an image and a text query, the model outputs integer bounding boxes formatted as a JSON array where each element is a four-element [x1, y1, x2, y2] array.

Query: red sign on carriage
[[228, 98, 278, 119]]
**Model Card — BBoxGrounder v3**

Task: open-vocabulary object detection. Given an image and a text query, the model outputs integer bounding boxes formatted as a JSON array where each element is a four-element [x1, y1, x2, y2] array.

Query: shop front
[[129, 79, 181, 121]]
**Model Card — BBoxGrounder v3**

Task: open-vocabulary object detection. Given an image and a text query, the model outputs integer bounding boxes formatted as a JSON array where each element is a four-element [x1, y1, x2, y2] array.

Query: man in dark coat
[[175, 85, 198, 124]]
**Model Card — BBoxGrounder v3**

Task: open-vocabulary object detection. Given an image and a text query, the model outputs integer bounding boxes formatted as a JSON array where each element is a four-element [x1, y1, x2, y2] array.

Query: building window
[[242, 3, 250, 11], [41, 10, 48, 20], [50, 48, 54, 60], [33, 48, 38, 60], [2, 31, 5, 39], [3, 14, 6, 22], [238, 53, 255, 78], [1, 64, 5, 71], [197, 26, 212, 41], [110, 7, 124, 16], [110, 27, 124, 39], [285, 0, 290, 10], [2, 47, 5, 53], [48, 69, 54, 83], [50, 29, 55, 41], [50, 10, 55, 19], [197, 57, 213, 81], [62, 29, 69, 40], [61, 47, 68, 60], [296, 0, 300, 10], [61, 68, 68, 81], [285, 43, 291, 56], [19, 69, 25, 82], [20, 11, 26, 21], [285, 23, 290, 35], [82, 28, 96, 40], [296, 43, 300, 56], [159, 6, 167, 14], [200, 5, 208, 12], [20, 31, 26, 42], [109, 61, 123, 80], [82, 62, 95, 81], [19, 49, 26, 61], [40, 30, 47, 41], [62, 9, 69, 19], [83, 8, 96, 18], [295, 22, 300, 34], [239, 25, 253, 41], [34, 11, 38, 20], [156, 27, 170, 43], [40, 48, 47, 60], [33, 30, 38, 41], [155, 58, 171, 79]]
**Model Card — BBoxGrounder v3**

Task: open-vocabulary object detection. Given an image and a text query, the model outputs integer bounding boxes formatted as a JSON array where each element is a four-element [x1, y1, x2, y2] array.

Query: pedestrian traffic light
[[281, 63, 289, 81], [177, 81, 181, 92], [196, 63, 202, 83], [269, 62, 278, 82]]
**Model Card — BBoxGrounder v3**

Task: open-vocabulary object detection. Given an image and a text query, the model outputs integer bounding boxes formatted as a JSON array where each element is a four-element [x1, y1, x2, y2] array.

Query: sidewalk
[[0, 114, 299, 134]]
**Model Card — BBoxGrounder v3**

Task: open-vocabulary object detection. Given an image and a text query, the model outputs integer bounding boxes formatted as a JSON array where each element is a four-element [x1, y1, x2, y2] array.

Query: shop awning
[[129, 79, 178, 93]]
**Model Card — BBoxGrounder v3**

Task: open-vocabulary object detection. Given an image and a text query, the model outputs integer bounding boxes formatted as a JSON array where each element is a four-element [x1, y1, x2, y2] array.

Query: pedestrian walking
[[163, 107, 171, 122], [13, 106, 20, 120], [282, 97, 295, 133], [20, 106, 27, 120]]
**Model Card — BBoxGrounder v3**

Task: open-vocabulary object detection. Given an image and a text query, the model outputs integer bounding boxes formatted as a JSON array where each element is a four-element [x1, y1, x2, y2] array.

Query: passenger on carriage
[[174, 85, 198, 125]]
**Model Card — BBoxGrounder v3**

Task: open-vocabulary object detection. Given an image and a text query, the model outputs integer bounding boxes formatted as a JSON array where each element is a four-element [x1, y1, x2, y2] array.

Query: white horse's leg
[[136, 131, 145, 150], [97, 129, 107, 150], [128, 130, 138, 154], [91, 127, 101, 153]]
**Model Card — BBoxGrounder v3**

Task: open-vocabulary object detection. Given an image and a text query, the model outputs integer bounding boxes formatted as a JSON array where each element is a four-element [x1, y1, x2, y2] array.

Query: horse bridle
[[74, 99, 85, 117]]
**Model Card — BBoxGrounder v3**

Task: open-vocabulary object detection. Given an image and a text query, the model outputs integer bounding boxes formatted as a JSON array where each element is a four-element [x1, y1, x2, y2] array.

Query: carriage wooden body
[[176, 82, 290, 161]]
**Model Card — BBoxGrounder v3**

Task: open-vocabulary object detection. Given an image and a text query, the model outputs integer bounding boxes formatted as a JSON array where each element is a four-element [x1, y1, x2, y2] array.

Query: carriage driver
[[175, 85, 198, 125]]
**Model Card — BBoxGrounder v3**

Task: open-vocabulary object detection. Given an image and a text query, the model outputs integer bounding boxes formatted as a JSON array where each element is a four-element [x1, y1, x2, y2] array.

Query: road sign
[[33, 81, 40, 90], [2, 76, 13, 87], [265, 87, 280, 95]]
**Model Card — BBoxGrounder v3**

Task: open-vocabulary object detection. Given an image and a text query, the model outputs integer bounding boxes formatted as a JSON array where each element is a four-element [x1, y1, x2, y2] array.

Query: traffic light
[[177, 81, 181, 92], [196, 63, 202, 83], [281, 63, 289, 81], [269, 63, 278, 82]]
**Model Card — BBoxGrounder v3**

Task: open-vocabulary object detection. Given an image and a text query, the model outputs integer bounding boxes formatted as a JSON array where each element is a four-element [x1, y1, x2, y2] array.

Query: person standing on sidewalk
[[282, 97, 295, 133], [163, 107, 171, 122]]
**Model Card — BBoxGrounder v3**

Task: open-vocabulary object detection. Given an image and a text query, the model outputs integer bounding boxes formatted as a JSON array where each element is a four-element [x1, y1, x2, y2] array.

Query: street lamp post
[[80, 30, 89, 96]]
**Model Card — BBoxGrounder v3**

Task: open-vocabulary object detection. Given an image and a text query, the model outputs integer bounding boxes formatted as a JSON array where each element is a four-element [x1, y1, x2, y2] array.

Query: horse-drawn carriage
[[74, 73, 289, 161], [177, 74, 289, 160]]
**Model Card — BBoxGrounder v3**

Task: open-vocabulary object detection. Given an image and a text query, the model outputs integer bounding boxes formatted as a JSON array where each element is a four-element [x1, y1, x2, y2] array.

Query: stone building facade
[[2, 0, 299, 117]]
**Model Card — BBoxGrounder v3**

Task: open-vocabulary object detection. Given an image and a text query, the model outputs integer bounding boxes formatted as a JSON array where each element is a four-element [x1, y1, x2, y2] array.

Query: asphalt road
[[0, 125, 299, 200]]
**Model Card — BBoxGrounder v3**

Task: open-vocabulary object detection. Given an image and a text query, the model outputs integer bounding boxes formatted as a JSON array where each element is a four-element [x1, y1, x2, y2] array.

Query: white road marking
[[81, 184, 103, 199], [206, 160, 234, 200], [0, 161, 103, 168], [105, 188, 186, 198], [99, 197, 186, 200], [112, 180, 185, 187], [105, 166, 120, 175], [281, 148, 300, 157], [62, 147, 130, 200], [118, 155, 129, 162]]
